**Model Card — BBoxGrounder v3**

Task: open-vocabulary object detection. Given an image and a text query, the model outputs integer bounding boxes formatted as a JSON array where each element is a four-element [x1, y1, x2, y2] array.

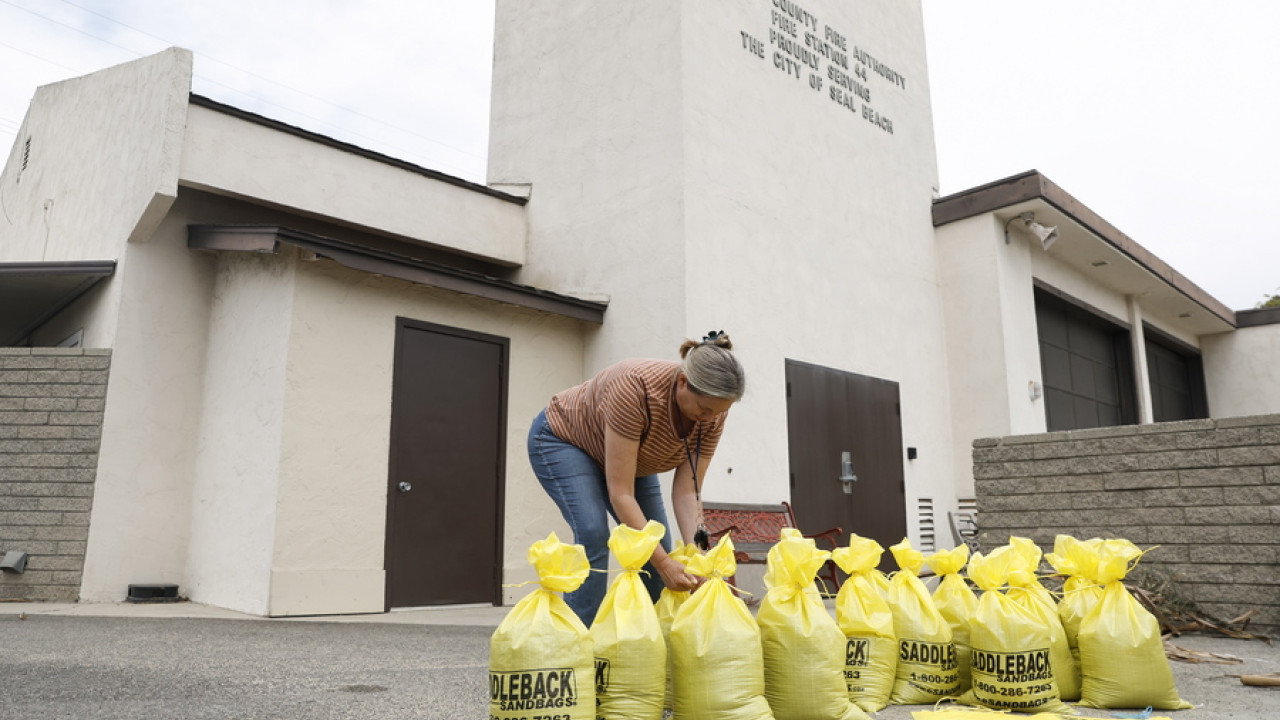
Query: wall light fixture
[[1004, 212, 1060, 250]]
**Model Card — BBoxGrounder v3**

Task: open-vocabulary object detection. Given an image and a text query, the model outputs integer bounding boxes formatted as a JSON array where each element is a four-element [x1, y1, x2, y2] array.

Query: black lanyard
[[674, 375, 711, 550], [683, 426, 702, 499], [684, 423, 710, 550], [674, 374, 702, 495]]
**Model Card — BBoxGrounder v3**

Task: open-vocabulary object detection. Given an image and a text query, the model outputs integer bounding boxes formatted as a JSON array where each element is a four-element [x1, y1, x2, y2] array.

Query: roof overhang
[[932, 170, 1238, 334], [187, 225, 606, 324], [0, 261, 116, 346], [1237, 306, 1280, 328]]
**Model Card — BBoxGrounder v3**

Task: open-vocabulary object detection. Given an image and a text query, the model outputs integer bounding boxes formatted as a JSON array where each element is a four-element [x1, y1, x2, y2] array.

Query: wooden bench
[[701, 500, 843, 592]]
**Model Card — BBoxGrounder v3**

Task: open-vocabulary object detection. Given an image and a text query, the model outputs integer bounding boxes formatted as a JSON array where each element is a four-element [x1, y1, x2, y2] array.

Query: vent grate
[[16, 136, 30, 184], [916, 497, 936, 553]]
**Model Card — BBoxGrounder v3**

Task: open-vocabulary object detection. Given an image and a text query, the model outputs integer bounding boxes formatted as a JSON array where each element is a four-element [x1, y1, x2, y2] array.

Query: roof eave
[[933, 170, 1236, 328], [187, 225, 606, 324]]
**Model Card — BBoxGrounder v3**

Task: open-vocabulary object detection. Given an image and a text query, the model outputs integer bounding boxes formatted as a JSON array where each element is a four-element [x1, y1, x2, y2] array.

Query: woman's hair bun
[[679, 330, 733, 358], [678, 331, 745, 399]]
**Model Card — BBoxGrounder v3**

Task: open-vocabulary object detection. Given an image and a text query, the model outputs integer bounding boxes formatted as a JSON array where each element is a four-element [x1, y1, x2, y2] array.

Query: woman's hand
[[655, 555, 699, 592]]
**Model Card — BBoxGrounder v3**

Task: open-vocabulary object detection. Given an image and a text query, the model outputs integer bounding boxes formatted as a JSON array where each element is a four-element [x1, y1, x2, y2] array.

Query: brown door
[[785, 360, 907, 574], [385, 319, 507, 608]]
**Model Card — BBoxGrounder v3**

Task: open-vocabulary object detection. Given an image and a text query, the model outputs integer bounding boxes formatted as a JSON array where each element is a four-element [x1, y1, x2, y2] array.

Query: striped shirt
[[546, 359, 727, 478]]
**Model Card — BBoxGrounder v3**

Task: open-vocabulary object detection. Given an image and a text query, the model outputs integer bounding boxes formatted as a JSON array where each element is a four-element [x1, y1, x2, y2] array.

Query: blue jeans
[[527, 409, 673, 626]]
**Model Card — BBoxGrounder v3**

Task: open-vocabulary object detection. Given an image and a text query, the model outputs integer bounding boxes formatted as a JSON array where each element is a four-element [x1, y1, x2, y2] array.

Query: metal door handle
[[398, 481, 412, 492], [838, 452, 857, 494]]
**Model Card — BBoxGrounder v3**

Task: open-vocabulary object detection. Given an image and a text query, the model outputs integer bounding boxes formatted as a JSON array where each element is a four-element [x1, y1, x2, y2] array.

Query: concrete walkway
[[2, 601, 1276, 719]]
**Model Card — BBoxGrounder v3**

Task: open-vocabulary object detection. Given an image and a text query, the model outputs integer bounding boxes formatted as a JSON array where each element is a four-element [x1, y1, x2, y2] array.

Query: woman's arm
[[603, 426, 698, 591], [669, 459, 703, 546]]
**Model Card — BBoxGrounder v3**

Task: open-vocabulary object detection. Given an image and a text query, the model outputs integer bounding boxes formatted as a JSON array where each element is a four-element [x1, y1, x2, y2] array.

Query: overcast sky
[[2, 0, 1277, 310]]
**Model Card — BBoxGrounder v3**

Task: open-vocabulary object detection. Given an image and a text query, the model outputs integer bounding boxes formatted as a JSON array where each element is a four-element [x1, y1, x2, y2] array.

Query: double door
[[785, 360, 907, 574]]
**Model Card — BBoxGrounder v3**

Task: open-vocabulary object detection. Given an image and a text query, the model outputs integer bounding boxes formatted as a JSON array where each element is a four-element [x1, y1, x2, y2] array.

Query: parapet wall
[[973, 414, 1280, 638]]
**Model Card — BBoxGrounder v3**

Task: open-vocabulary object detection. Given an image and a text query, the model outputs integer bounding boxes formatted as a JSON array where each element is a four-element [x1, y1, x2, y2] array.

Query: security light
[[1004, 212, 1060, 250]]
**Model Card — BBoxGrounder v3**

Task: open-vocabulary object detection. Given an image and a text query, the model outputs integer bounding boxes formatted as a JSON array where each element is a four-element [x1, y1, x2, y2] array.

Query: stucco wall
[[489, 2, 688, 366], [44, 177, 584, 615], [78, 206, 216, 602], [1202, 320, 1280, 418], [0, 348, 110, 602], [183, 250, 295, 616], [180, 105, 528, 267], [0, 49, 187, 264], [266, 253, 586, 615], [490, 1, 954, 541], [973, 415, 1280, 637], [83, 186, 584, 616], [0, 51, 212, 604], [680, 1, 953, 513], [937, 214, 1044, 500], [0, 49, 192, 350], [1, 46, 563, 613]]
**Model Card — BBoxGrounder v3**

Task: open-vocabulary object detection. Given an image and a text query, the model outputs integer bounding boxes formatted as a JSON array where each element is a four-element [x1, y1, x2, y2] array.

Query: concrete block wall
[[973, 414, 1280, 638], [0, 348, 110, 601]]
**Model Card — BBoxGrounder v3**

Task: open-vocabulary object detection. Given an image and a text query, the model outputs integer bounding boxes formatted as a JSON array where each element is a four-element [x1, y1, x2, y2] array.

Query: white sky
[[2, 0, 1276, 310]]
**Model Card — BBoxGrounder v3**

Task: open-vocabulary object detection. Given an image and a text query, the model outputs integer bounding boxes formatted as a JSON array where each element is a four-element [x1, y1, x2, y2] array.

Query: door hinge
[[789, 472, 796, 488], [786, 381, 791, 398]]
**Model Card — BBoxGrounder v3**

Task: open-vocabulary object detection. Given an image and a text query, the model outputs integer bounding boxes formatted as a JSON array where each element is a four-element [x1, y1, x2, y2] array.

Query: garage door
[[1035, 289, 1137, 432]]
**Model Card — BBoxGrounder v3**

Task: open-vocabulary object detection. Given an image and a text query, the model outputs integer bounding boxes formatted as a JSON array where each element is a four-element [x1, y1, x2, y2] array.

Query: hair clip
[[702, 330, 724, 344]]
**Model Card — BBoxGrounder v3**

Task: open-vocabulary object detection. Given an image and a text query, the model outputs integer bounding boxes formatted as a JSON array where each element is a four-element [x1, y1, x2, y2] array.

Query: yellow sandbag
[[867, 565, 891, 597], [926, 545, 979, 694], [657, 542, 699, 713], [958, 545, 1073, 714], [671, 534, 775, 720], [490, 532, 595, 720], [1006, 537, 1059, 609], [591, 521, 667, 720], [832, 535, 897, 712], [1045, 535, 1104, 663], [887, 539, 960, 704], [759, 528, 870, 720], [1005, 536, 1079, 701], [1077, 539, 1193, 710], [911, 707, 1177, 712]]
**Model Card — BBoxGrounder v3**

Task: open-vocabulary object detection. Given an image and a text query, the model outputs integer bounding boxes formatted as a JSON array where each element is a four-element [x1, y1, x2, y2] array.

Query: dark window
[[1145, 331, 1208, 422], [1035, 289, 1137, 431]]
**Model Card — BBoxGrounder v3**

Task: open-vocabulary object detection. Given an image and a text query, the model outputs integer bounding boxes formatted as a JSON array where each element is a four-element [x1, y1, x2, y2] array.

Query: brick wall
[[972, 414, 1280, 638], [0, 348, 111, 602]]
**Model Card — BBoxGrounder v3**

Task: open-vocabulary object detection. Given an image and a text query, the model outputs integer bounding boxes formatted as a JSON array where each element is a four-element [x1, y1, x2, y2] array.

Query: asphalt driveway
[[1, 606, 1276, 719]]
